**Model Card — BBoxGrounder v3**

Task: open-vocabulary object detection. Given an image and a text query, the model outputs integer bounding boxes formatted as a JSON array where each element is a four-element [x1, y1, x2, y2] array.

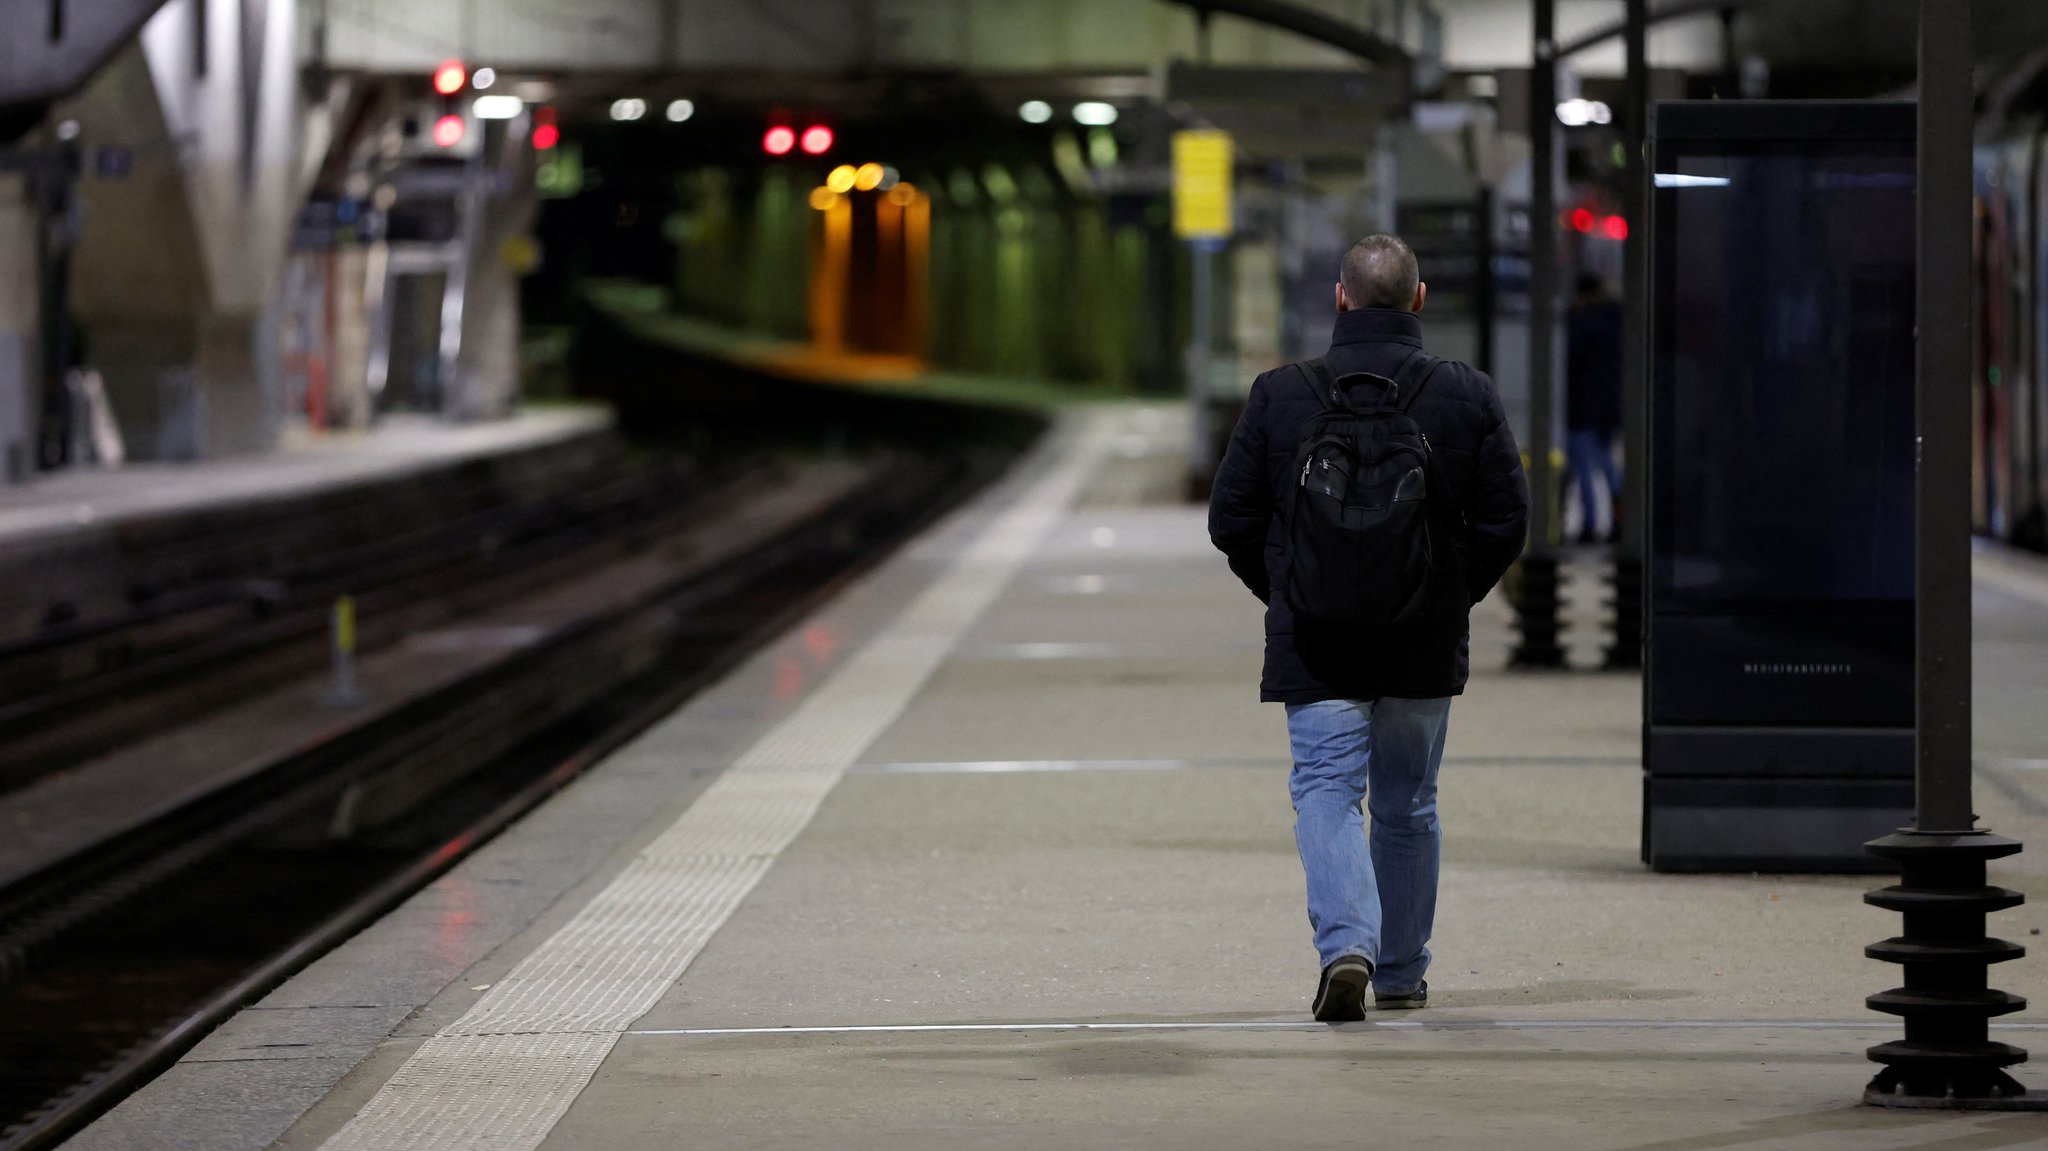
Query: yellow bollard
[[323, 594, 366, 707]]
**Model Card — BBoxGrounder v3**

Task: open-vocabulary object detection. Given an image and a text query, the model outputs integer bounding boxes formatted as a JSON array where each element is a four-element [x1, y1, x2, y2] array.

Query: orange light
[[1568, 207, 1596, 233], [826, 165, 857, 194], [1600, 214, 1629, 240], [808, 186, 839, 211], [764, 125, 797, 155], [854, 162, 885, 191], [531, 122, 560, 150], [433, 113, 465, 147], [799, 125, 833, 154], [433, 59, 467, 96], [886, 182, 917, 207]]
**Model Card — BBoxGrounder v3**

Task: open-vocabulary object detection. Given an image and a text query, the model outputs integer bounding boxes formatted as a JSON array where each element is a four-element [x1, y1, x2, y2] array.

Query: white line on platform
[[857, 759, 1219, 774], [851, 755, 1639, 775], [626, 1020, 2048, 1037], [318, 417, 1114, 1151], [970, 641, 1122, 659]]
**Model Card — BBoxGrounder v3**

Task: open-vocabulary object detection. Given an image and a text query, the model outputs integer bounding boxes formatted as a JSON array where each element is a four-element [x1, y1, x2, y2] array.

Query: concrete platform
[[0, 407, 611, 548], [66, 404, 2048, 1151]]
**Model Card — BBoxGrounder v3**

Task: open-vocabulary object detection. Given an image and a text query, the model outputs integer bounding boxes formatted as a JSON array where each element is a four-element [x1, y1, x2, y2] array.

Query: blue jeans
[[1567, 428, 1620, 538], [1285, 697, 1451, 994]]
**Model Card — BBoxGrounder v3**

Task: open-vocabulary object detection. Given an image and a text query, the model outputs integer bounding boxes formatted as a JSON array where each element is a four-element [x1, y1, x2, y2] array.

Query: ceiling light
[[1072, 101, 1118, 126], [1556, 98, 1612, 127], [473, 95, 523, 120]]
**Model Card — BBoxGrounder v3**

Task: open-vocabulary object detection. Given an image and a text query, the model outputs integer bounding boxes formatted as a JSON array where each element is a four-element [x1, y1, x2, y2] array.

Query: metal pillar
[[1511, 0, 1565, 668], [1605, 0, 1648, 670], [1864, 0, 2043, 1110], [1718, 5, 1739, 98], [1474, 185, 1496, 376], [1185, 238, 1220, 498], [29, 144, 79, 472]]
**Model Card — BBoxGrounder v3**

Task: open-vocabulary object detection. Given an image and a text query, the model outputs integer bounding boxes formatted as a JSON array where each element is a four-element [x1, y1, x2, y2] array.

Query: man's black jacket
[[1208, 308, 1530, 703]]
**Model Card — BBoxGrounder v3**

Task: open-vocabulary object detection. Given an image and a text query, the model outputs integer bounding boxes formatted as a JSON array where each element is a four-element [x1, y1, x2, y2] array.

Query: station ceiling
[[313, 1, 2048, 95]]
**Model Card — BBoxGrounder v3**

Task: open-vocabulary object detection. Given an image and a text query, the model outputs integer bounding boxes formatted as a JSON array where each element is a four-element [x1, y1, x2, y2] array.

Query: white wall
[[1440, 0, 1723, 76], [321, 0, 672, 71], [312, 0, 1724, 77]]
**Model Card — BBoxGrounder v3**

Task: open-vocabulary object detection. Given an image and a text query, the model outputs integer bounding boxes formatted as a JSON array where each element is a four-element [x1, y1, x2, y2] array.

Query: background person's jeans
[[1567, 427, 1620, 538], [1285, 696, 1451, 994]]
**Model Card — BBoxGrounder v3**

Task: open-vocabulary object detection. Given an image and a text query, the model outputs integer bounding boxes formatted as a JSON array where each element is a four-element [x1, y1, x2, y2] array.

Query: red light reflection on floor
[[802, 624, 840, 662], [774, 624, 844, 701], [432, 877, 482, 966], [775, 656, 806, 701]]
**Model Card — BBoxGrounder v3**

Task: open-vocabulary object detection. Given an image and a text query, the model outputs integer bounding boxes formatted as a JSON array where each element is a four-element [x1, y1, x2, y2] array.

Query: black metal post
[[31, 144, 76, 472], [1604, 0, 1647, 669], [1511, 0, 1565, 668], [1719, 5, 1739, 99], [1475, 184, 1496, 376], [1913, 4, 1975, 842], [1864, 0, 2043, 1110]]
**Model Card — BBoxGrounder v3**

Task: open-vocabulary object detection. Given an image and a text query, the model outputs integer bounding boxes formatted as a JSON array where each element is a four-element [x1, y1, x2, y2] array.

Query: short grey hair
[[1341, 233, 1420, 310]]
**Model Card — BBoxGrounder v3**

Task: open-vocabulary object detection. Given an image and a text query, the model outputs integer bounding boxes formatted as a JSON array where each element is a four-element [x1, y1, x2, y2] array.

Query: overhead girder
[[0, 0, 175, 114]]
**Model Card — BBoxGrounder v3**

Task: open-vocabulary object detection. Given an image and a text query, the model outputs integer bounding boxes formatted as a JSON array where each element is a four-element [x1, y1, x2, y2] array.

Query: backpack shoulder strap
[[1296, 357, 1340, 410], [1390, 349, 1441, 413]]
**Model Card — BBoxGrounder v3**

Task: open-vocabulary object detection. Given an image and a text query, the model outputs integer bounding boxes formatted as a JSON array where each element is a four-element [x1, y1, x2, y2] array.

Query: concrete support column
[[0, 174, 37, 482], [192, 312, 273, 457], [330, 246, 373, 430], [450, 124, 539, 421], [454, 246, 521, 421]]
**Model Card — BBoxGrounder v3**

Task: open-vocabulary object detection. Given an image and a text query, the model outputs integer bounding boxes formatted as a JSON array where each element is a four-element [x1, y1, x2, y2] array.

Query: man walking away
[[1566, 271, 1625, 544], [1207, 234, 1530, 1022]]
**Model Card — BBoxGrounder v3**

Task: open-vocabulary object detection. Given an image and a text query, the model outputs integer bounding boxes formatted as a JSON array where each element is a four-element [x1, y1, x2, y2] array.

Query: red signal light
[[763, 125, 797, 155], [799, 125, 833, 154], [433, 113, 465, 147], [433, 59, 467, 97], [1568, 207, 1596, 234], [1600, 214, 1629, 241], [532, 123, 560, 150]]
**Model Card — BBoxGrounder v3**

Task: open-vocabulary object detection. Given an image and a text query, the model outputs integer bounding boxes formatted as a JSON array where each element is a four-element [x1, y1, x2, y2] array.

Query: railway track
[[0, 440, 1013, 1151], [0, 436, 725, 791]]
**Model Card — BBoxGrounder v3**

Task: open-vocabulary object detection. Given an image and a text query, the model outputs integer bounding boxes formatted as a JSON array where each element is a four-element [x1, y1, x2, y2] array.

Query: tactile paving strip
[[319, 416, 1111, 1150]]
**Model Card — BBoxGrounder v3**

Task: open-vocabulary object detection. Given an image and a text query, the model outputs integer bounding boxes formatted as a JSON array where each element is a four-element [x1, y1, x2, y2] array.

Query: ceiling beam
[[1161, 0, 1408, 70]]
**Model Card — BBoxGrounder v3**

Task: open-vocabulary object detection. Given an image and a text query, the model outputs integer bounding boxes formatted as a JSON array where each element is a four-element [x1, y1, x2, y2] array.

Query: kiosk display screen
[[1650, 103, 1916, 729]]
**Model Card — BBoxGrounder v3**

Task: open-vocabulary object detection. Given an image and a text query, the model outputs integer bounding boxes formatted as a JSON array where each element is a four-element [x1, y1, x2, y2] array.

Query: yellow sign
[[1172, 130, 1234, 240]]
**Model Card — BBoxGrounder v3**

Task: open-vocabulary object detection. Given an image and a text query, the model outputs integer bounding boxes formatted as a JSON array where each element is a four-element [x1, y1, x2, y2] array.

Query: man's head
[[1337, 233, 1426, 314]]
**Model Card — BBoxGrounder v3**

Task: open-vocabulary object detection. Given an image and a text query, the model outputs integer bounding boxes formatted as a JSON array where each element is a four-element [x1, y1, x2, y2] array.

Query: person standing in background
[[1566, 272, 1624, 544]]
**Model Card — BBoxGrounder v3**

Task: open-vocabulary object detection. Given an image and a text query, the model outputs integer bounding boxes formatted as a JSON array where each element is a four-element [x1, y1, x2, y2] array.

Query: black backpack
[[1281, 349, 1441, 626]]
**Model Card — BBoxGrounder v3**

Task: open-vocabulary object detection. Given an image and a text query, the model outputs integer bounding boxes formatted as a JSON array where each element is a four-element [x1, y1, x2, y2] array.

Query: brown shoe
[[1312, 955, 1373, 1022]]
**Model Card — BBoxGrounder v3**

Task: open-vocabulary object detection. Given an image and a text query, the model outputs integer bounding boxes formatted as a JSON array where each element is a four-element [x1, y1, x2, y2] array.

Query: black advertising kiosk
[[1644, 101, 1917, 871]]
